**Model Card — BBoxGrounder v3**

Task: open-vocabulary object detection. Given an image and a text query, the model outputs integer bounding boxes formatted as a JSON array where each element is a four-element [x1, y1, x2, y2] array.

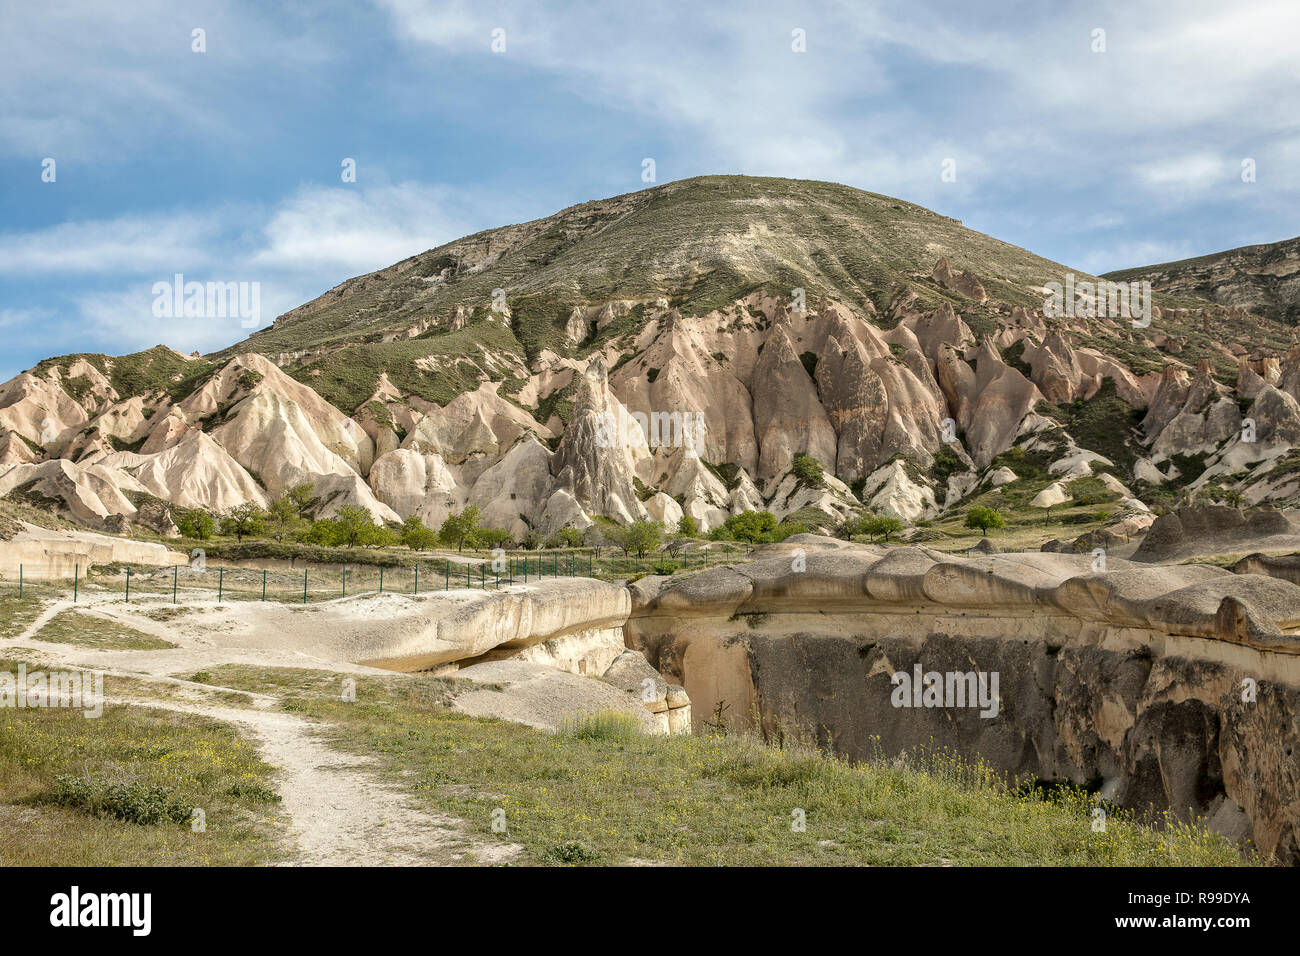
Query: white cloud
[[1134, 154, 1228, 191], [0, 0, 335, 159], [1073, 239, 1197, 276], [0, 214, 222, 274], [0, 178, 505, 361], [250, 182, 475, 274]]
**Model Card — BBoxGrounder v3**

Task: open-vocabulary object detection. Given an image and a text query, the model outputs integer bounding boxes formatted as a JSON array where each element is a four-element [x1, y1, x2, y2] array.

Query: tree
[[438, 506, 480, 552], [619, 519, 664, 558], [719, 510, 777, 543], [791, 453, 824, 487], [545, 526, 584, 549], [965, 506, 1005, 536], [863, 515, 903, 542], [770, 521, 809, 542], [583, 524, 609, 558], [677, 514, 699, 537], [333, 505, 377, 548], [400, 516, 438, 551], [474, 527, 513, 550], [177, 508, 215, 541], [220, 502, 267, 542], [266, 495, 302, 541], [285, 481, 316, 517], [369, 524, 399, 548], [835, 515, 862, 540], [299, 518, 342, 546]]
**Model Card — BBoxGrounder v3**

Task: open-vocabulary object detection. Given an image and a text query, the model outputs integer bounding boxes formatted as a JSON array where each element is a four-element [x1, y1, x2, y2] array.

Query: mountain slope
[[1105, 235, 1300, 325], [223, 176, 1104, 411], [6, 175, 1300, 543]]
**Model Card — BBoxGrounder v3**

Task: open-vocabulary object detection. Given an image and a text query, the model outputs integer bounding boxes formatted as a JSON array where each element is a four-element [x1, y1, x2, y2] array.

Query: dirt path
[[114, 696, 519, 866], [6, 596, 521, 866]]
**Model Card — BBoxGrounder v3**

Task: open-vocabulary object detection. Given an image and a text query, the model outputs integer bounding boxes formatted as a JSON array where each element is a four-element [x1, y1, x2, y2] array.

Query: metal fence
[[3, 544, 752, 606]]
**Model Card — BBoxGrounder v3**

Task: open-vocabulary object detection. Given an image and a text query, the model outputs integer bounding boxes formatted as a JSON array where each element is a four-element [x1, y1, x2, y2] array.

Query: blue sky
[[1, 0, 1298, 381]]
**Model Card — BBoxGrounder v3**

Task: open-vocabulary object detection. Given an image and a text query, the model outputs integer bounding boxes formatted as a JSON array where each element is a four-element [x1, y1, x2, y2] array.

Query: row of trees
[[174, 478, 1011, 553]]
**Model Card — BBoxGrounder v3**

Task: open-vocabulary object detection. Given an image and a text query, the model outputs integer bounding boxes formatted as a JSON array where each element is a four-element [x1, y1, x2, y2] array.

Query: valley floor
[[0, 585, 1255, 867]]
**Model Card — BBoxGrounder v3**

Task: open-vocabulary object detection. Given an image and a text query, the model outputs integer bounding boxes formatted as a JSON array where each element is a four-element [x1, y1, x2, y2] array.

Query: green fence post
[[218, 568, 223, 603], [415, 565, 420, 595], [480, 563, 485, 588], [342, 566, 347, 598], [74, 564, 78, 603], [125, 567, 131, 603], [467, 565, 470, 588], [173, 564, 178, 604], [303, 568, 308, 604], [262, 569, 267, 602], [379, 566, 384, 594], [18, 564, 22, 599]]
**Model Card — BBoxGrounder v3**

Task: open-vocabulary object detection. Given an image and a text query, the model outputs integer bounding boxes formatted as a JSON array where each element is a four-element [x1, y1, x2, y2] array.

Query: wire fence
[[1, 544, 753, 606]]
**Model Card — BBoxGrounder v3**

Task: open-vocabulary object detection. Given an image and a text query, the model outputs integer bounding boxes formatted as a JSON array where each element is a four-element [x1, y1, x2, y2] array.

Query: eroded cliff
[[624, 538, 1300, 863]]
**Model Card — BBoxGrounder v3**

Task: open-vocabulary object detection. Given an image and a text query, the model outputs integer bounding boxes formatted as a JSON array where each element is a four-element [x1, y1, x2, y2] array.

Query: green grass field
[[199, 665, 1254, 867], [0, 657, 284, 866]]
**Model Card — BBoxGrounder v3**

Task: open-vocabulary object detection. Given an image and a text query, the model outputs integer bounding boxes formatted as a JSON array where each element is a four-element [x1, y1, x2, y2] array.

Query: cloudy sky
[[1, 0, 1297, 380]]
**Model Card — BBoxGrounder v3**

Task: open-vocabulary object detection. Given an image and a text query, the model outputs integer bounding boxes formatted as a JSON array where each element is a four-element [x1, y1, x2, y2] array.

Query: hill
[[5, 175, 1300, 546], [1105, 235, 1300, 325]]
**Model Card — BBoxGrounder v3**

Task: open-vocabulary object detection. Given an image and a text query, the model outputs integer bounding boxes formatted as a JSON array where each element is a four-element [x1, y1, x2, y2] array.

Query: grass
[[35, 345, 215, 403], [34, 609, 175, 650], [1036, 378, 1145, 475], [196, 664, 1252, 867], [0, 657, 285, 866], [558, 709, 644, 744], [0, 584, 56, 638]]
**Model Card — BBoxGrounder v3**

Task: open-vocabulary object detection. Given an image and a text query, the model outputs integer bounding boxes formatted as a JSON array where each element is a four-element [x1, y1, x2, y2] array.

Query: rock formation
[[624, 539, 1300, 862]]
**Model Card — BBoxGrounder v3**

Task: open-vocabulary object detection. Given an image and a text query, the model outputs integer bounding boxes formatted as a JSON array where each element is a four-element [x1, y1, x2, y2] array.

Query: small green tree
[[220, 502, 267, 542], [791, 453, 824, 487], [400, 515, 438, 551], [621, 519, 664, 558], [583, 524, 609, 558], [835, 515, 861, 540], [864, 515, 903, 542], [965, 506, 1005, 536], [369, 523, 399, 548], [266, 495, 303, 541], [177, 508, 215, 541], [545, 526, 585, 549], [300, 518, 342, 546], [677, 514, 699, 537], [333, 505, 377, 547], [720, 510, 777, 543], [438, 506, 480, 552], [474, 527, 513, 550], [769, 521, 808, 542], [284, 481, 316, 517]]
